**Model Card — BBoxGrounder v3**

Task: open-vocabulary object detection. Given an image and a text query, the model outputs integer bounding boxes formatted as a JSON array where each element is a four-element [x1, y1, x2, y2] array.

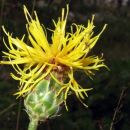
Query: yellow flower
[[1, 5, 107, 106]]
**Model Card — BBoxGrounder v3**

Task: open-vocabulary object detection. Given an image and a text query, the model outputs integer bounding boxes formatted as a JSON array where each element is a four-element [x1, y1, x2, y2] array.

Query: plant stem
[[109, 87, 127, 130], [28, 119, 38, 130], [16, 98, 22, 130]]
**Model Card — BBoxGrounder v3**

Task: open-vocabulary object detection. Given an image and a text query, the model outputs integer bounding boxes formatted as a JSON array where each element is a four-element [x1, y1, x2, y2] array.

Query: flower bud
[[24, 79, 64, 122]]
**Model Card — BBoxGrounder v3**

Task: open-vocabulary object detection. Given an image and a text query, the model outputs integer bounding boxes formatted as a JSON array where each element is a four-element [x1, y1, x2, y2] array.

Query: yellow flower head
[[1, 5, 107, 106]]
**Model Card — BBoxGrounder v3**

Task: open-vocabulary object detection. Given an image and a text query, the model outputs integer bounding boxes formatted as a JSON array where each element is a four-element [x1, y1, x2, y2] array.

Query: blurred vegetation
[[0, 0, 130, 130]]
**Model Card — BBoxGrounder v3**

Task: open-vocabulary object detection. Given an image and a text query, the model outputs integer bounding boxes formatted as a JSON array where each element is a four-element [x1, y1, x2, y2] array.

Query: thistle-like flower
[[1, 5, 107, 108]]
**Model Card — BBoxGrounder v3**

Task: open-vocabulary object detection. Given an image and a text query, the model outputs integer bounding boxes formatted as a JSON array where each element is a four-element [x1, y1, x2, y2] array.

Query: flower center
[[48, 58, 70, 82]]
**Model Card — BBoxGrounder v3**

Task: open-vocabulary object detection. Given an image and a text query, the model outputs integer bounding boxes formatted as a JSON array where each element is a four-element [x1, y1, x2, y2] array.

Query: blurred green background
[[0, 0, 130, 130]]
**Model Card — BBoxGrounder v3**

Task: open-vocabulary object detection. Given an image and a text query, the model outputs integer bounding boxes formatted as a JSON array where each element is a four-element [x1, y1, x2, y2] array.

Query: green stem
[[28, 119, 38, 130]]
